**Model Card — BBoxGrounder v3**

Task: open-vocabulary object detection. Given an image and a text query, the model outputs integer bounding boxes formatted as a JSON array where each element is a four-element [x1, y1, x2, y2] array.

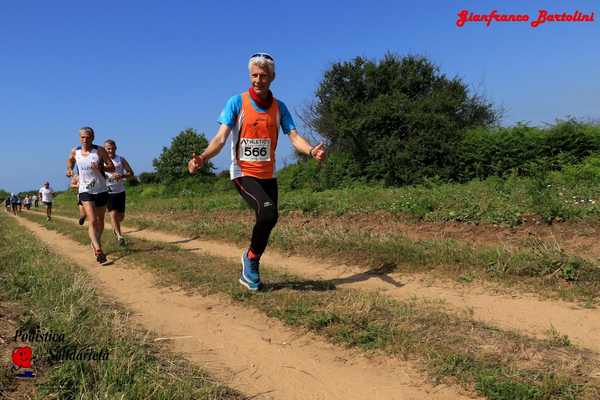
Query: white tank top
[[76, 146, 107, 194], [106, 155, 126, 194]]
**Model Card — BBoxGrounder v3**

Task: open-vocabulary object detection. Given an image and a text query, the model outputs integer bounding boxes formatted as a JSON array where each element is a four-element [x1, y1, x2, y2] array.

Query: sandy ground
[[14, 215, 478, 400], [42, 212, 600, 354]]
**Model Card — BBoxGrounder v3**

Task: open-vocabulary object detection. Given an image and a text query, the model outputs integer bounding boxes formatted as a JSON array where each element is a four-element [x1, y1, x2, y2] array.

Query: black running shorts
[[78, 191, 109, 208], [107, 191, 126, 213]]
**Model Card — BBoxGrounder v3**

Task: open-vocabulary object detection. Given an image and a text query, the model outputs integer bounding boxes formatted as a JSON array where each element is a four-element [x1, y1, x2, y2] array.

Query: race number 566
[[240, 138, 271, 162]]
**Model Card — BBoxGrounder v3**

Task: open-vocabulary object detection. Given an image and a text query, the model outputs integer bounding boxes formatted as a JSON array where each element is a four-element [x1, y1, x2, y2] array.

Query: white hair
[[248, 54, 275, 77]]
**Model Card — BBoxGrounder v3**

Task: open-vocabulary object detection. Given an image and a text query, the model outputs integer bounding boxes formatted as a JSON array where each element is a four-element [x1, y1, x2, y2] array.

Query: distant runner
[[4, 197, 10, 213], [9, 193, 19, 215], [104, 139, 134, 246], [32, 194, 38, 207], [23, 195, 31, 210], [188, 53, 326, 291], [66, 127, 115, 264], [38, 182, 55, 221]]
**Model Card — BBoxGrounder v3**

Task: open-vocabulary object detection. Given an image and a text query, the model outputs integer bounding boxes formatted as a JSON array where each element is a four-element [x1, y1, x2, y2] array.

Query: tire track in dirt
[[36, 212, 600, 354], [14, 215, 475, 400]]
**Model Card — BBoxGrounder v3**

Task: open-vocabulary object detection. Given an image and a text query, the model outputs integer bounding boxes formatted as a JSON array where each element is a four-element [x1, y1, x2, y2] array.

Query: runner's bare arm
[[201, 123, 232, 160], [189, 124, 232, 174], [66, 148, 77, 177], [98, 147, 115, 172], [121, 158, 134, 178], [288, 130, 327, 161]]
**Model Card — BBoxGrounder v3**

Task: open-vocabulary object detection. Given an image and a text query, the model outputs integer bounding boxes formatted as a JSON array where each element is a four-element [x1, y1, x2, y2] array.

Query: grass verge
[[0, 213, 241, 400], [46, 203, 600, 305]]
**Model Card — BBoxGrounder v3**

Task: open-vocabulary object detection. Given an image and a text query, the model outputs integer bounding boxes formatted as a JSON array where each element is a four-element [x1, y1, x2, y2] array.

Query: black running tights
[[233, 177, 278, 256]]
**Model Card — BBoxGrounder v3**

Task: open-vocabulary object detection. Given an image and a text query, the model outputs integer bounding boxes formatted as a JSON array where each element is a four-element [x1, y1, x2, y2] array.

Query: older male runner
[[104, 139, 134, 246], [189, 53, 326, 291]]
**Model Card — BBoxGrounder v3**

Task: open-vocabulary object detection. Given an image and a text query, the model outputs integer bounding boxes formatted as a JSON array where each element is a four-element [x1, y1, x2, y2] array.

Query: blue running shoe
[[240, 249, 260, 291]]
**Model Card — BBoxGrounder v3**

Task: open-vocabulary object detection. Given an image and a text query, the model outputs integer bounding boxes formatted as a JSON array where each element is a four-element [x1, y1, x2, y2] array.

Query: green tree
[[138, 172, 160, 184], [153, 128, 214, 182], [303, 53, 499, 185]]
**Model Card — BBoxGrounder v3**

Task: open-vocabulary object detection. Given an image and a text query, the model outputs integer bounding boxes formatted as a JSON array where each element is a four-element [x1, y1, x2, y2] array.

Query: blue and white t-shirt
[[218, 94, 296, 133], [218, 94, 297, 179]]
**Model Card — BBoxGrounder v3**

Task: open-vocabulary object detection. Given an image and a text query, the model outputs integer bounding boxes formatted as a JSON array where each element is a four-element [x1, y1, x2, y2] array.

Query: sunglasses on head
[[250, 53, 274, 61]]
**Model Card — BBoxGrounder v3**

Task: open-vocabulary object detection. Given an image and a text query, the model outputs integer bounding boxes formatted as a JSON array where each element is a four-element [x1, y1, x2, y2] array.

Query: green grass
[[19, 211, 600, 399], [0, 213, 240, 400], [46, 199, 600, 304], [51, 155, 600, 225]]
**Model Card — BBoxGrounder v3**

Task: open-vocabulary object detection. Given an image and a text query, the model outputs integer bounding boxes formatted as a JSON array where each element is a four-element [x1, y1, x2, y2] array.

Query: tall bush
[[153, 128, 214, 182], [456, 119, 600, 180], [303, 53, 499, 185]]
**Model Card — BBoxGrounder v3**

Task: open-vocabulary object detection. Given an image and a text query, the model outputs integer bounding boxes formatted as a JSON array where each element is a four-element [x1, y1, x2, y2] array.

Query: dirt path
[[14, 216, 476, 400], [129, 227, 600, 353], [36, 212, 600, 354]]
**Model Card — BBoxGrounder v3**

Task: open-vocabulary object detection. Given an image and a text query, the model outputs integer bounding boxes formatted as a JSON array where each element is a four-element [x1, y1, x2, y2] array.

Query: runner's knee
[[257, 208, 278, 228]]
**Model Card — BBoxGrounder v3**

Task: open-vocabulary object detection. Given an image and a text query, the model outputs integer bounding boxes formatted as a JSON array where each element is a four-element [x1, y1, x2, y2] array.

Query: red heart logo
[[12, 346, 32, 368]]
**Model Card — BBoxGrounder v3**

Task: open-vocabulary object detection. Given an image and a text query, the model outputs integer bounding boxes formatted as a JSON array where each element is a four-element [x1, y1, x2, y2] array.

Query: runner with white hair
[[189, 52, 326, 291]]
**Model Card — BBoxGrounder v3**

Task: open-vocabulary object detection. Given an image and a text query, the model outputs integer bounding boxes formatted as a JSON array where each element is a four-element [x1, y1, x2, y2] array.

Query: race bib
[[107, 174, 119, 183], [239, 138, 271, 162], [84, 177, 97, 190]]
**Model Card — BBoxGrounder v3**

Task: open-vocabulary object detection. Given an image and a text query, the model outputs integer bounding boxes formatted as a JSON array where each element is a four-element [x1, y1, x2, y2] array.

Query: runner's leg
[[112, 192, 126, 240], [233, 177, 278, 257], [110, 210, 121, 237], [96, 206, 106, 243], [78, 202, 86, 225], [82, 201, 102, 252]]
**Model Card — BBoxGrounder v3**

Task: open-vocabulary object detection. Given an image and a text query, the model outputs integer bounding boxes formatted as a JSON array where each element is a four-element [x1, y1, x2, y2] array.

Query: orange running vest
[[234, 91, 280, 179]]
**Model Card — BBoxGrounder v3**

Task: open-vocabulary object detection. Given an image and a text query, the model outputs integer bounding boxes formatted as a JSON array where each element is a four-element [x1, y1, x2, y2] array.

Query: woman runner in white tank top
[[76, 145, 108, 195], [67, 127, 115, 264]]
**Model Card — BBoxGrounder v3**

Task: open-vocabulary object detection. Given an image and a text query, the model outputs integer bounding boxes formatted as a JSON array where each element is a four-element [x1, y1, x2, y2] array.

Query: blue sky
[[1, 0, 598, 192]]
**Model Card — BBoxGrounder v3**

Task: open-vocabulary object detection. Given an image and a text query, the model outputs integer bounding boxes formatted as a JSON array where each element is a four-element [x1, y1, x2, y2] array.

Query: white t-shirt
[[39, 187, 53, 203], [76, 147, 107, 195], [106, 155, 126, 194]]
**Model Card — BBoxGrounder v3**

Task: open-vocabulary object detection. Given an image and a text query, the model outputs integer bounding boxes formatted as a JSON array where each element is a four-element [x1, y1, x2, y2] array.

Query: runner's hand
[[112, 173, 123, 181], [311, 143, 327, 161], [66, 169, 73, 177], [188, 152, 204, 174]]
